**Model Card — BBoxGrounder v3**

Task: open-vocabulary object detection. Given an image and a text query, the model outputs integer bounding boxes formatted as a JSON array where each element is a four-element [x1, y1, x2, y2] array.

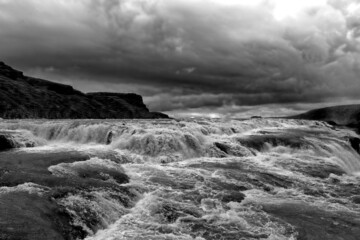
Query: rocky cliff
[[0, 62, 168, 119]]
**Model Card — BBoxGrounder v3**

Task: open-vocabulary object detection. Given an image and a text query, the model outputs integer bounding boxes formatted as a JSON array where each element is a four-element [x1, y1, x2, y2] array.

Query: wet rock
[[207, 178, 247, 192], [0, 131, 36, 151], [153, 201, 202, 224], [106, 131, 113, 145], [49, 158, 130, 184], [262, 202, 360, 240], [213, 141, 253, 157], [0, 149, 140, 239], [57, 188, 136, 235], [214, 142, 230, 154], [350, 195, 360, 204], [189, 161, 295, 192], [79, 168, 129, 184], [220, 191, 246, 203], [328, 175, 341, 184], [349, 137, 360, 154], [327, 121, 337, 126], [236, 134, 305, 151], [298, 164, 345, 179], [263, 185, 273, 192], [149, 175, 196, 190], [187, 219, 270, 240], [302, 186, 327, 197], [257, 172, 295, 189], [0, 191, 86, 240], [0, 134, 15, 151]]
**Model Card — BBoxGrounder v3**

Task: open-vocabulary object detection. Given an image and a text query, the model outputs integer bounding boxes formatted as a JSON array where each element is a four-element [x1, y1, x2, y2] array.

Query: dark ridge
[[289, 104, 360, 126], [288, 104, 360, 134], [0, 61, 169, 119], [0, 61, 24, 79]]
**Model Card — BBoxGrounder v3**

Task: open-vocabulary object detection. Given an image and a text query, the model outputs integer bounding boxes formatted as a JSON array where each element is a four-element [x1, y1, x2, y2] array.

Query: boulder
[[0, 134, 15, 151], [0, 131, 36, 151]]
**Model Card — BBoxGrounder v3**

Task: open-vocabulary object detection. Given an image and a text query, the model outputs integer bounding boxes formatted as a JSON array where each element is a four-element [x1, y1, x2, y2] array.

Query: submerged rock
[[236, 133, 305, 151], [219, 191, 246, 203]]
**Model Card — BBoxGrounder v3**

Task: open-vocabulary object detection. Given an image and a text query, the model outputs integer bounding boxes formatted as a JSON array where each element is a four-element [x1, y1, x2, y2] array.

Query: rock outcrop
[[0, 61, 169, 119], [349, 137, 360, 154], [0, 131, 35, 151], [0, 134, 14, 151]]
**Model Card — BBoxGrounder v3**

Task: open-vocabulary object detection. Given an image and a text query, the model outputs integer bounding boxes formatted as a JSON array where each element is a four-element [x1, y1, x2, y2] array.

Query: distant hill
[[0, 62, 168, 119], [290, 104, 360, 127]]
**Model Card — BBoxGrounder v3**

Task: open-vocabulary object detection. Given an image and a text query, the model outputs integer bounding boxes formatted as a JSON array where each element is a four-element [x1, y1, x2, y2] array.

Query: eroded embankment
[[1, 119, 360, 240]]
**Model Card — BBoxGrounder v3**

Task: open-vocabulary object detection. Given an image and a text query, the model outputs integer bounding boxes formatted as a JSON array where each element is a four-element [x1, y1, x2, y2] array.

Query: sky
[[1, 0, 360, 118]]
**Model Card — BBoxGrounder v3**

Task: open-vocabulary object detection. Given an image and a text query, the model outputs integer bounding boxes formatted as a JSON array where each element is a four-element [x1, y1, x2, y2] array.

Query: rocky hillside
[[291, 104, 360, 127], [0, 62, 168, 119]]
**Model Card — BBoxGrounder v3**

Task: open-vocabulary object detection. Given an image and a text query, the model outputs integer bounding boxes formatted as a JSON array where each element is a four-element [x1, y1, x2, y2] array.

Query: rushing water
[[1, 118, 360, 240]]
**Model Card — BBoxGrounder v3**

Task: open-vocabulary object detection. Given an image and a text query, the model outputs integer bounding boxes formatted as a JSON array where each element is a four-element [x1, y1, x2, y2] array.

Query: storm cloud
[[1, 0, 360, 117]]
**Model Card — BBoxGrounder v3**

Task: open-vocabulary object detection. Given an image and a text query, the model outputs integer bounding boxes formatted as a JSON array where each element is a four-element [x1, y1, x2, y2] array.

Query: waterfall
[[1, 118, 360, 173], [2, 118, 360, 240]]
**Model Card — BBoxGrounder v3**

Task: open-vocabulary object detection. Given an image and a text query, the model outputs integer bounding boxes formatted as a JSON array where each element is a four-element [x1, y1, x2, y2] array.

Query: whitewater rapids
[[1, 118, 360, 240]]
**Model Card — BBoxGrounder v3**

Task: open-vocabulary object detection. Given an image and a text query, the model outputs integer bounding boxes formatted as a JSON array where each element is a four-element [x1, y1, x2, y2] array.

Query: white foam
[[0, 182, 50, 196], [49, 157, 126, 180], [60, 189, 133, 235], [1, 118, 360, 239]]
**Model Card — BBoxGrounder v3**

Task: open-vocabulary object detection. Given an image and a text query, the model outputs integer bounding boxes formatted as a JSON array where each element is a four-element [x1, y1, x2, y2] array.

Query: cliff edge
[[0, 62, 169, 119]]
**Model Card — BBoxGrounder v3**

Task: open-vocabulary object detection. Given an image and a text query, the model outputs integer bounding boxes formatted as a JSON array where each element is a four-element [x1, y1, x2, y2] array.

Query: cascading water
[[1, 118, 360, 240]]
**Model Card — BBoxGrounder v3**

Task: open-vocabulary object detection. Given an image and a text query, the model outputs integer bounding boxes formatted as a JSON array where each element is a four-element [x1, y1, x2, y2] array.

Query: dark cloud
[[1, 0, 360, 116]]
